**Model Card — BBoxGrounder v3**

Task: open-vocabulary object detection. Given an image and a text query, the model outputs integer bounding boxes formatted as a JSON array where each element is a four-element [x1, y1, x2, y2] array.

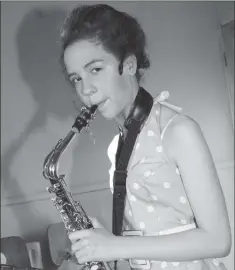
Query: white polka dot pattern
[[106, 98, 202, 268], [147, 130, 155, 137], [147, 205, 154, 212], [156, 146, 163, 152], [176, 168, 180, 175], [180, 219, 187, 225], [130, 195, 137, 202], [163, 182, 171, 188], [144, 170, 153, 177], [133, 182, 140, 190], [151, 195, 158, 201], [161, 261, 167, 268], [180, 196, 187, 204]]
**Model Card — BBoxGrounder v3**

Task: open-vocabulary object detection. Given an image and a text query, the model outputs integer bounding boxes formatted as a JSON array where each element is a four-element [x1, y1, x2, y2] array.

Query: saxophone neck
[[43, 129, 77, 180], [42, 105, 97, 181]]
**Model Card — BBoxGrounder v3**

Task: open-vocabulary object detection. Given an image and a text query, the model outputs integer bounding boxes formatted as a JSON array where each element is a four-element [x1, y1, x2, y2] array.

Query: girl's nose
[[82, 82, 96, 97]]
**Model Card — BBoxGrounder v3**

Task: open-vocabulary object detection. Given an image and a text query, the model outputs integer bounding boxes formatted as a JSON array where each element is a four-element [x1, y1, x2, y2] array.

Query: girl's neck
[[115, 84, 139, 132]]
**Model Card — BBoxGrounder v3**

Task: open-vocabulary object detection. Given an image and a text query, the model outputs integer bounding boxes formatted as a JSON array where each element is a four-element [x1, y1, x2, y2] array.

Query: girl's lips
[[98, 99, 107, 111]]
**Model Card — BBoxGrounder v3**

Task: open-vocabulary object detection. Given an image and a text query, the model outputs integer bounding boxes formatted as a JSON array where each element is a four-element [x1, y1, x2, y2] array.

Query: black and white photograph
[[1, 1, 234, 270]]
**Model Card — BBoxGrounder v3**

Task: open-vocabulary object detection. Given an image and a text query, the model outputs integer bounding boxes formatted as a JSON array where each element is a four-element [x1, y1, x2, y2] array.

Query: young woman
[[60, 4, 231, 270]]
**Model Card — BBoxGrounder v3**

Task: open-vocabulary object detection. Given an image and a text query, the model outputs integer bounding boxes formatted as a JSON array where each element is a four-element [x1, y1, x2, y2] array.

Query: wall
[[1, 1, 234, 269]]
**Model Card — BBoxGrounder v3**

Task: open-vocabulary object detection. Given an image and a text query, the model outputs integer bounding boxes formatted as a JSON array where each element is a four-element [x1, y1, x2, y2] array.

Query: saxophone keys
[[60, 209, 66, 214], [82, 216, 88, 223], [81, 106, 87, 112], [66, 223, 76, 232], [46, 186, 53, 193], [90, 265, 99, 270], [74, 215, 81, 223], [74, 200, 80, 206], [51, 196, 57, 203], [46, 186, 57, 194], [56, 197, 63, 204], [53, 183, 61, 189]]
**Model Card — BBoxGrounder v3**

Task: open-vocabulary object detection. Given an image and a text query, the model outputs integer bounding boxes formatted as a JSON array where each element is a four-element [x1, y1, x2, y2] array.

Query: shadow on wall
[[17, 8, 77, 118], [2, 8, 79, 269]]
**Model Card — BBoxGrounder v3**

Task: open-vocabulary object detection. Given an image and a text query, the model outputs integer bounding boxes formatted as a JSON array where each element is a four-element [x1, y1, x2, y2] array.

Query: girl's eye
[[91, 67, 102, 74], [71, 77, 81, 85]]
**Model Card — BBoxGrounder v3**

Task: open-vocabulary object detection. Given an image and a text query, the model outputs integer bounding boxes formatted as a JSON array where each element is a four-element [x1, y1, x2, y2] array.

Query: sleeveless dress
[[107, 91, 227, 270]]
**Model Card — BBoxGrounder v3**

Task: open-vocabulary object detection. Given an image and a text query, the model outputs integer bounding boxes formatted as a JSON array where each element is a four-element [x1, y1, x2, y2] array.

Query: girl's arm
[[69, 116, 231, 263]]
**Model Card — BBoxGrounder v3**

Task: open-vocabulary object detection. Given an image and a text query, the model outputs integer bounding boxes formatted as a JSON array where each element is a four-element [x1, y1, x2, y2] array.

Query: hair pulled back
[[60, 4, 150, 82]]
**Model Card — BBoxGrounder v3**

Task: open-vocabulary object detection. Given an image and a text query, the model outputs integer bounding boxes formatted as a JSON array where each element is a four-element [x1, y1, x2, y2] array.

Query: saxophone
[[43, 105, 112, 270]]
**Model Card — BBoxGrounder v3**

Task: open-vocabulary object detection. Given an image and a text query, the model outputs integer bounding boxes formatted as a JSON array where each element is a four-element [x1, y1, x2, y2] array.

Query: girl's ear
[[123, 55, 137, 76]]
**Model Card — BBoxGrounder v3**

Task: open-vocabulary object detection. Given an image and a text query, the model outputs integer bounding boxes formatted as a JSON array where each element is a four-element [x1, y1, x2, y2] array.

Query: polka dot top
[[108, 91, 195, 234], [107, 92, 227, 270]]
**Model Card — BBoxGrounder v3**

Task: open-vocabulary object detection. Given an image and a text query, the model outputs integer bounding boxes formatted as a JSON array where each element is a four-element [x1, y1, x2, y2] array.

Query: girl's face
[[63, 39, 136, 121]]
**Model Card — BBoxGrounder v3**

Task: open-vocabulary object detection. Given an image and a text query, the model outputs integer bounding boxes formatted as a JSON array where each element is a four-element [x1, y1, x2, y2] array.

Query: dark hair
[[60, 4, 150, 82]]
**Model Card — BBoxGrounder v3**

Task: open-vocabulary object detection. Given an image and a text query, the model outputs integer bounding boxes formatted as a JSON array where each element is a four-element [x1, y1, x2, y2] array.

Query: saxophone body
[[43, 105, 111, 270]]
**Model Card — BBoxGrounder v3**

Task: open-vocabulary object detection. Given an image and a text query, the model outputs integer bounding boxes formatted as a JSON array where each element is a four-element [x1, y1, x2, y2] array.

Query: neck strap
[[124, 87, 154, 131], [113, 87, 153, 236]]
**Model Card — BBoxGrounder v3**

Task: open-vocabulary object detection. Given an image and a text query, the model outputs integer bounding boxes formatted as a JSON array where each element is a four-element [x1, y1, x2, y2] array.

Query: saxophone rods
[[43, 105, 112, 270]]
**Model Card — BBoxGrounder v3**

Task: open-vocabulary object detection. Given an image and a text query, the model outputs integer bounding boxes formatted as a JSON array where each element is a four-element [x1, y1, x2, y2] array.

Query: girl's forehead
[[65, 40, 108, 58], [64, 40, 117, 68]]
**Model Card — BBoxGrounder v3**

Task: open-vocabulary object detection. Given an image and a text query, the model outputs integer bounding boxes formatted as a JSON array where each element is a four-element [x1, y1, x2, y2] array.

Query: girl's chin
[[98, 101, 115, 119], [99, 110, 114, 120]]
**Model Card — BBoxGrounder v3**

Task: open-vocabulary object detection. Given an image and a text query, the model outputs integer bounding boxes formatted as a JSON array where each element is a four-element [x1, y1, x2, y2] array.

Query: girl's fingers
[[71, 238, 89, 254], [74, 245, 93, 264], [68, 229, 91, 243]]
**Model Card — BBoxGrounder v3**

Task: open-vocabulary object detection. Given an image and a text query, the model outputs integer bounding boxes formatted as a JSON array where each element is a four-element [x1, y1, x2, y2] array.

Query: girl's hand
[[68, 217, 117, 264]]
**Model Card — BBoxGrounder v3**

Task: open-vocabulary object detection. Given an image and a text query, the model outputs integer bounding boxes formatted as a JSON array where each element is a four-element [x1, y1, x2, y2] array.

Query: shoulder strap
[[161, 114, 180, 140], [154, 91, 182, 112], [112, 87, 153, 237], [154, 91, 182, 140]]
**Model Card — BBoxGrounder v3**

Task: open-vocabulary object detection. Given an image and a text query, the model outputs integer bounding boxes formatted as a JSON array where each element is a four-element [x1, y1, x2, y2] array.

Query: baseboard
[[1, 180, 109, 207]]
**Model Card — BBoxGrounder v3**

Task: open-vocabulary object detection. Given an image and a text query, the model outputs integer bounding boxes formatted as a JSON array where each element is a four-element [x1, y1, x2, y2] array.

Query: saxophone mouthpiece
[[72, 104, 98, 132], [90, 104, 98, 114]]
